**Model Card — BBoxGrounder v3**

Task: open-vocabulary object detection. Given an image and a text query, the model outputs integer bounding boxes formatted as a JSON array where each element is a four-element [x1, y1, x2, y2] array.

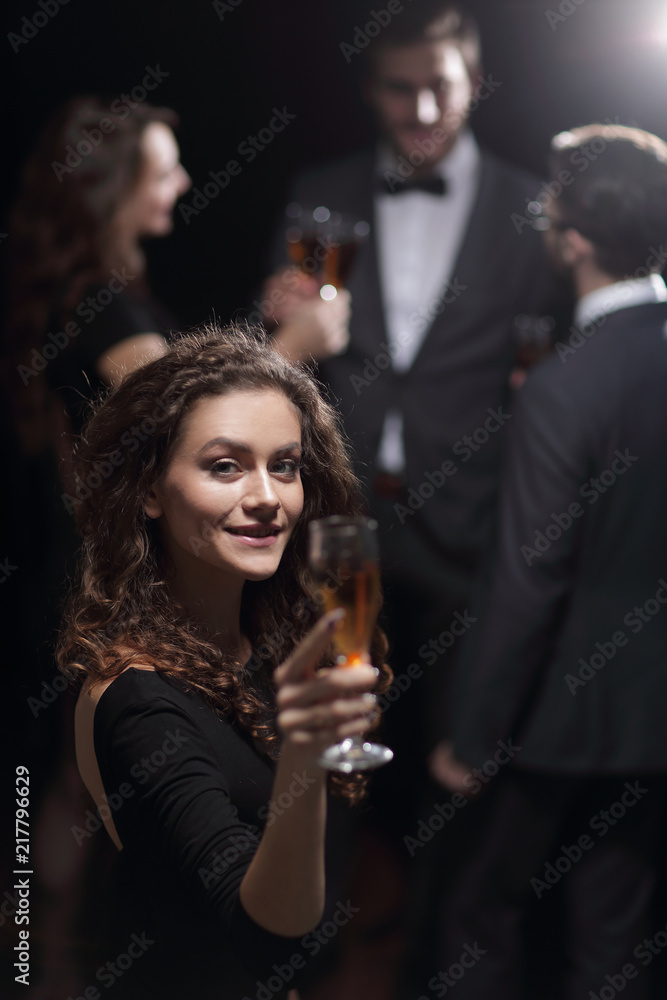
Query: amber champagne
[[287, 235, 360, 288], [320, 562, 381, 666], [308, 516, 393, 771]]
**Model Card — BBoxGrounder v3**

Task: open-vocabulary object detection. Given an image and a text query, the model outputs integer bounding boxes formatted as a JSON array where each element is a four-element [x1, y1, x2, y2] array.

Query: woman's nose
[[177, 164, 192, 195], [243, 469, 280, 510]]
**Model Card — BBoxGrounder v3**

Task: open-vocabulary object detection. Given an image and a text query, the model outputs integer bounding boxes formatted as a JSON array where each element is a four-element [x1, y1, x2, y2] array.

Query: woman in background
[[1, 98, 191, 997], [5, 96, 191, 447]]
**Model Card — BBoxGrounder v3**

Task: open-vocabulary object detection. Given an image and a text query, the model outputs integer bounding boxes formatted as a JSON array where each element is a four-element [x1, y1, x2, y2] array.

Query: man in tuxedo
[[430, 124, 667, 998], [265, 2, 558, 826]]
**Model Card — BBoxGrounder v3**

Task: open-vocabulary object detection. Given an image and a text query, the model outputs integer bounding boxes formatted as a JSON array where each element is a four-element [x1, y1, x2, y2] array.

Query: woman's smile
[[144, 388, 304, 585]]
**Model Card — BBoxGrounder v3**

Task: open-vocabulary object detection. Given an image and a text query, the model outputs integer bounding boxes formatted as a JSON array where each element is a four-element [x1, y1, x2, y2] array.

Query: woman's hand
[[274, 611, 378, 765]]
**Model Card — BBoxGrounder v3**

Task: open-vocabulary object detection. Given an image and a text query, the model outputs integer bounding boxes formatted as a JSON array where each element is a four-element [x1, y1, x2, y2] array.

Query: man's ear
[[143, 487, 163, 520], [561, 227, 594, 267]]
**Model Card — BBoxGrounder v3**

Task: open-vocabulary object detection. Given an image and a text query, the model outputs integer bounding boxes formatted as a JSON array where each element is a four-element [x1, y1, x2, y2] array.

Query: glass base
[[317, 737, 394, 773]]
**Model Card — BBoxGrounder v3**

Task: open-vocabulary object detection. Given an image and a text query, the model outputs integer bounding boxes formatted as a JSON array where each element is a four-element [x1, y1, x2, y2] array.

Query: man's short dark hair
[[363, 2, 481, 78], [549, 124, 667, 279]]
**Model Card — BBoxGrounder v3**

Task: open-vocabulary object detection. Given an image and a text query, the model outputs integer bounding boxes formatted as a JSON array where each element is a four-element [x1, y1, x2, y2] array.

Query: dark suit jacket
[[271, 147, 556, 586], [447, 300, 667, 773]]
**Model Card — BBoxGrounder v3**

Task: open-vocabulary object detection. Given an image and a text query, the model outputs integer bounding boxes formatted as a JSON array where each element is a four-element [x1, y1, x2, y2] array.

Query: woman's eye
[[272, 459, 301, 476], [211, 459, 240, 475]]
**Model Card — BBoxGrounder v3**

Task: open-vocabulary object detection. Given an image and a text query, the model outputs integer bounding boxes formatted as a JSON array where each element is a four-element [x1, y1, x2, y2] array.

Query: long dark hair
[[57, 323, 390, 801], [2, 96, 178, 455]]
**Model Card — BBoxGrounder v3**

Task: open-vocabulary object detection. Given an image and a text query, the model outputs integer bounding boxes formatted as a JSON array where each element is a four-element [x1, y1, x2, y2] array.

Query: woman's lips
[[225, 526, 281, 547]]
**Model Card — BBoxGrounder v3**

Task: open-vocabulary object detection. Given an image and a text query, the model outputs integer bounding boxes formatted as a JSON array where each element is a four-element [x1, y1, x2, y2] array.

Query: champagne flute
[[308, 516, 393, 772], [285, 204, 370, 301]]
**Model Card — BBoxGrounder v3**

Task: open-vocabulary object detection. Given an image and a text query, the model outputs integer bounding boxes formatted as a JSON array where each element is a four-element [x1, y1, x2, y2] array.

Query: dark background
[[4, 0, 667, 328], [3, 0, 667, 993]]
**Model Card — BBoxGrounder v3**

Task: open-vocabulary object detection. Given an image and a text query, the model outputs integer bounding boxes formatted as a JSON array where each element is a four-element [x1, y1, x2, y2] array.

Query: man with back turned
[[431, 123, 667, 999]]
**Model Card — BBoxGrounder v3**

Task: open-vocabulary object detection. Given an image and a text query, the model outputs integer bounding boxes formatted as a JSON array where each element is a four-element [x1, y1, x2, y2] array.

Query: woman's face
[[119, 122, 191, 238], [144, 389, 305, 586]]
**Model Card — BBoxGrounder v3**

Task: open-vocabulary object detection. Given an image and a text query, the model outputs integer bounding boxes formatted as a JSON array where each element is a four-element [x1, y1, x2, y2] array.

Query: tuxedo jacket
[[447, 300, 667, 773], [271, 147, 556, 585]]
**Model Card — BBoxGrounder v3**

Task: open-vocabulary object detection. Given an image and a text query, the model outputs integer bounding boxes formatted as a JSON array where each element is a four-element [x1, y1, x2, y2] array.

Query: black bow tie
[[379, 175, 448, 197]]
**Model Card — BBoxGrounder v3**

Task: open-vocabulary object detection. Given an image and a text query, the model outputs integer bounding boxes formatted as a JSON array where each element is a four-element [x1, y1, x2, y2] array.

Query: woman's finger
[[286, 714, 375, 752], [278, 694, 377, 734], [276, 664, 378, 710], [274, 610, 344, 687]]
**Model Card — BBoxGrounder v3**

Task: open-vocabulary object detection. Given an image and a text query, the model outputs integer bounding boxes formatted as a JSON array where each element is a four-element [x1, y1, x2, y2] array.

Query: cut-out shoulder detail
[[75, 667, 157, 851]]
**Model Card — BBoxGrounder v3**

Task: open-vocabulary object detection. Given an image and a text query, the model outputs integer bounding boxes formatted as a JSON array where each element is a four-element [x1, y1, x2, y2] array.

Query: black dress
[[47, 281, 176, 436], [92, 668, 312, 999]]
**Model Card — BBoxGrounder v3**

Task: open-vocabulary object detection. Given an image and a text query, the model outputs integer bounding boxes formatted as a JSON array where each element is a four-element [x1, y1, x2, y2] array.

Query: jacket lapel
[[405, 154, 511, 372]]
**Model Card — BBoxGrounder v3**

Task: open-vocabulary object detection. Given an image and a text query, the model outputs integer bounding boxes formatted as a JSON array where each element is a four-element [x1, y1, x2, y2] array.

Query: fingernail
[[372, 667, 380, 677], [327, 608, 345, 628], [362, 693, 377, 705]]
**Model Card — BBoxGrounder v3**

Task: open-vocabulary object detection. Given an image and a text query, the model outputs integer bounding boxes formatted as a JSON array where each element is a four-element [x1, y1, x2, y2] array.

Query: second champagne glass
[[285, 204, 370, 299]]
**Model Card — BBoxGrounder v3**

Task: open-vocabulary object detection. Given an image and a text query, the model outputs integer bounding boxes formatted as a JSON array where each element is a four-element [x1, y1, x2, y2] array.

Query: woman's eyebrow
[[196, 436, 250, 455], [196, 438, 301, 456]]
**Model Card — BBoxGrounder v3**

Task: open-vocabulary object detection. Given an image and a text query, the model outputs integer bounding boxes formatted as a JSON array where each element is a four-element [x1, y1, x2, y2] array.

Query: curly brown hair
[[56, 322, 390, 802]]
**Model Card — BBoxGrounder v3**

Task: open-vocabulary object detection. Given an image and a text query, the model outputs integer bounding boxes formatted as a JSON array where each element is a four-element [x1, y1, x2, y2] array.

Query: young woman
[[5, 96, 191, 449], [57, 323, 390, 998]]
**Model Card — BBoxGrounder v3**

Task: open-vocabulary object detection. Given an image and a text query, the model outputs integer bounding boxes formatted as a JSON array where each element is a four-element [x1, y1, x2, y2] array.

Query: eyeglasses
[[526, 199, 572, 232]]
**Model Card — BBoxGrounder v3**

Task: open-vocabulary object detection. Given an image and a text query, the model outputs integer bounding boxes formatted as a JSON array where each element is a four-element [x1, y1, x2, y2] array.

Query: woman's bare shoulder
[[80, 664, 155, 703]]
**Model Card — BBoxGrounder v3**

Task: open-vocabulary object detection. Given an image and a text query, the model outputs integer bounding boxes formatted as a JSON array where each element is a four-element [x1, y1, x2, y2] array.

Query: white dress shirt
[[374, 130, 482, 473], [575, 273, 667, 329]]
